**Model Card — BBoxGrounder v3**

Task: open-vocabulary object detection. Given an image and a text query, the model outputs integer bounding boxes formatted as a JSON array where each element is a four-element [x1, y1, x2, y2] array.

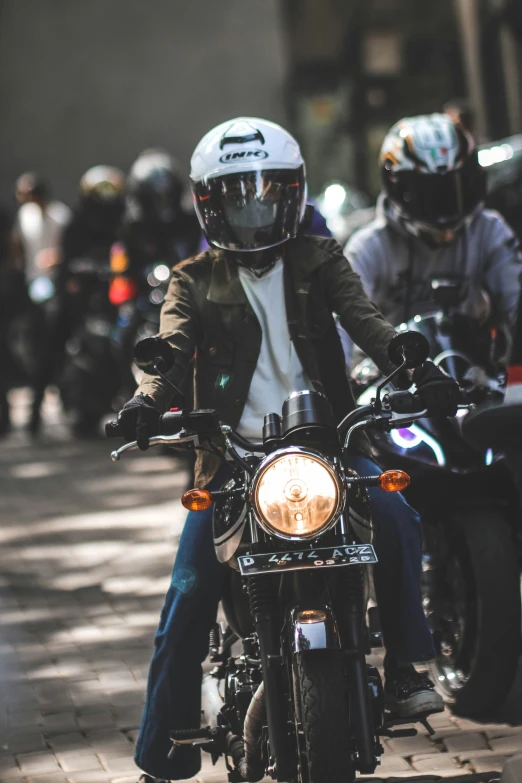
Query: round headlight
[[251, 448, 343, 540]]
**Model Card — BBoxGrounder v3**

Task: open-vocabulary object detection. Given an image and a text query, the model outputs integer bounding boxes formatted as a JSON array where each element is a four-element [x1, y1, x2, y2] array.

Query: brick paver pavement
[[0, 389, 521, 783]]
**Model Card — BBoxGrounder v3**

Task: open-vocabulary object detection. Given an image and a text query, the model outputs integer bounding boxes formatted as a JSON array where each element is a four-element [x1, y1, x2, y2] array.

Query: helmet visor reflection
[[193, 168, 305, 251]]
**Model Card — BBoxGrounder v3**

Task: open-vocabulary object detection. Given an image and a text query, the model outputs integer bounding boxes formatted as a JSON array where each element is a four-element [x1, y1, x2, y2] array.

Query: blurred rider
[[14, 172, 70, 287], [61, 165, 125, 273], [13, 173, 71, 433], [122, 149, 200, 272], [0, 203, 19, 434], [60, 165, 125, 316], [112, 117, 459, 783], [345, 114, 522, 330]]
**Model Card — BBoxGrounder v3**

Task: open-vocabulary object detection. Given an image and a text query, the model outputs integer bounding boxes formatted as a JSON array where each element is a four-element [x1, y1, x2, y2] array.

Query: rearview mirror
[[134, 337, 175, 375], [388, 332, 429, 369]]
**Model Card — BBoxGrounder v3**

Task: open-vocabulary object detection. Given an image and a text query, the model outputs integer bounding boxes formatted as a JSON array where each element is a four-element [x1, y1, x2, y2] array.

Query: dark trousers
[[30, 296, 67, 417], [135, 456, 434, 779]]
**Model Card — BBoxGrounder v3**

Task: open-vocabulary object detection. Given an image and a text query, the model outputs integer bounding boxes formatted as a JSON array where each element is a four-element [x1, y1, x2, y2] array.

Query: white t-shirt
[[16, 200, 71, 282], [237, 258, 314, 440]]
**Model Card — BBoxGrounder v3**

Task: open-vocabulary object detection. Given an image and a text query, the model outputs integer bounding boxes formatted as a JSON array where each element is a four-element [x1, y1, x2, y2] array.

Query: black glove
[[413, 361, 460, 417], [117, 393, 160, 450]]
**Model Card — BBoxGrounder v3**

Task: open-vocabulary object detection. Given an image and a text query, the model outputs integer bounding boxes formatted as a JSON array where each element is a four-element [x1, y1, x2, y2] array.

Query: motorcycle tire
[[294, 649, 354, 783], [427, 509, 521, 718]]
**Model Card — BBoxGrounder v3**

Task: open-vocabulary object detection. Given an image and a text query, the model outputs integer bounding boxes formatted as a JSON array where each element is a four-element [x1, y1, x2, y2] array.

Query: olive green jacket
[[138, 235, 397, 486]]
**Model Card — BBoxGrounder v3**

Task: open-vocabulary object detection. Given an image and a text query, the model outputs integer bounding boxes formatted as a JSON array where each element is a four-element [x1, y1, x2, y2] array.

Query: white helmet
[[190, 117, 307, 252]]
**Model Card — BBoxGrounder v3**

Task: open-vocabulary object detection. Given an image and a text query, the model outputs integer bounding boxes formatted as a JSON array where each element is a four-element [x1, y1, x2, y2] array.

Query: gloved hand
[[413, 361, 460, 417], [117, 393, 160, 450]]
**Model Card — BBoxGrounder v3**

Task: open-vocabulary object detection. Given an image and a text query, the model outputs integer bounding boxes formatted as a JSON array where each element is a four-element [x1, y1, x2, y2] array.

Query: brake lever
[[110, 432, 201, 461]]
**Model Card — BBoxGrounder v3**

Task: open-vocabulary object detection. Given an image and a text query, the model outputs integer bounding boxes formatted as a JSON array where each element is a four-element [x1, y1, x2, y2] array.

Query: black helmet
[[380, 113, 486, 243], [125, 150, 184, 225]]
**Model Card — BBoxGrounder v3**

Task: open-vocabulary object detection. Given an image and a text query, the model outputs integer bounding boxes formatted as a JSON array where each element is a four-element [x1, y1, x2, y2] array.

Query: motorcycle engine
[[223, 636, 262, 735]]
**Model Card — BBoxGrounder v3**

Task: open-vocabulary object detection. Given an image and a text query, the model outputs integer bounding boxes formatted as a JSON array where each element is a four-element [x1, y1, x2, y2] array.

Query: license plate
[[238, 544, 377, 576]]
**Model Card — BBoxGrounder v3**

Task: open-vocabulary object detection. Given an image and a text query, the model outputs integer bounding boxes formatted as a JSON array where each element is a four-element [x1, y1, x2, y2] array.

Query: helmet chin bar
[[397, 211, 470, 248], [418, 223, 460, 247]]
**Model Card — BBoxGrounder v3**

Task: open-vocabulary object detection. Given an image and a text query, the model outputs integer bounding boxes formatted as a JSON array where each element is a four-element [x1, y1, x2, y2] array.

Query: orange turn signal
[[181, 489, 214, 511], [378, 470, 410, 493], [110, 243, 130, 273]]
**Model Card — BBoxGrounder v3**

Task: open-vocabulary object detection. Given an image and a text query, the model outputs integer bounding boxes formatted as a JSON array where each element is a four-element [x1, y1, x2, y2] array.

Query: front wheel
[[423, 509, 521, 717], [294, 650, 354, 783]]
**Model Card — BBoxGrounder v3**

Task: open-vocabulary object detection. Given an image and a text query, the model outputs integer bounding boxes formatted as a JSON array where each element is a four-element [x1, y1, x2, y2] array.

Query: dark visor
[[388, 154, 485, 228]]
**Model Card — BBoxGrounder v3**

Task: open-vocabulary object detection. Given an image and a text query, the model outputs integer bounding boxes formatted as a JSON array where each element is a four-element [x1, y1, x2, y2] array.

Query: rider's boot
[[384, 662, 444, 718]]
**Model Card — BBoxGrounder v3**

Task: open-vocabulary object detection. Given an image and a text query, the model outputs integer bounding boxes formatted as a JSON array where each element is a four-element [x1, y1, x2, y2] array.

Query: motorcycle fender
[[289, 604, 341, 654]]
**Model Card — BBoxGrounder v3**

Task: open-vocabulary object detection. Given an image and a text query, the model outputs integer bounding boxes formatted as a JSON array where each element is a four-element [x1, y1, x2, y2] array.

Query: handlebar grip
[[386, 390, 424, 414], [105, 420, 122, 439], [159, 411, 185, 435]]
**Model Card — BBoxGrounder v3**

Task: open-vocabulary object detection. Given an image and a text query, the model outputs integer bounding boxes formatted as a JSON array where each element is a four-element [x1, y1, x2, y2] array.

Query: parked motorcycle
[[352, 280, 522, 718], [107, 332, 465, 782]]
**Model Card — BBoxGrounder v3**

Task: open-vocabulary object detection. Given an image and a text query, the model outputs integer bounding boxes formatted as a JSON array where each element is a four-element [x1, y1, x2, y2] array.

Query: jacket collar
[[207, 250, 247, 304], [285, 235, 332, 280], [206, 235, 332, 303]]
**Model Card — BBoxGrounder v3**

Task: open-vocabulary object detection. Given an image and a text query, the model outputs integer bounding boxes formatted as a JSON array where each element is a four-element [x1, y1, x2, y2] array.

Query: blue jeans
[[135, 457, 435, 779]]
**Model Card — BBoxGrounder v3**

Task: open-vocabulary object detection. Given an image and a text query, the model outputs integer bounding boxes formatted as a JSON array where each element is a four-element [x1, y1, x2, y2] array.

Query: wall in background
[[0, 0, 287, 206]]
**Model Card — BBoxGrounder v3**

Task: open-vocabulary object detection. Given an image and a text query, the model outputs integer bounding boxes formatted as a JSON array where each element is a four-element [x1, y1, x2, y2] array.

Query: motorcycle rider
[[60, 165, 125, 344], [122, 148, 200, 271], [113, 118, 459, 783], [13, 173, 71, 433], [119, 150, 201, 465], [61, 165, 125, 281], [58, 166, 125, 435], [345, 113, 522, 330]]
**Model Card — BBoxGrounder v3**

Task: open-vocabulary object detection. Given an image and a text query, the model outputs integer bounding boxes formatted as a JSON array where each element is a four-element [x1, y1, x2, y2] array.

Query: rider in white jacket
[[345, 114, 522, 331]]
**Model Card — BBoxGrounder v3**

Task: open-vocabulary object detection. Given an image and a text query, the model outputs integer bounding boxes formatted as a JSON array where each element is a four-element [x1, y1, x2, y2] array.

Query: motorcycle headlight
[[251, 448, 344, 540]]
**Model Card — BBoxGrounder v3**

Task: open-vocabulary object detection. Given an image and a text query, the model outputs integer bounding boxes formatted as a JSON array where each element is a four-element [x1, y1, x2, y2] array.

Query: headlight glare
[[252, 449, 343, 540]]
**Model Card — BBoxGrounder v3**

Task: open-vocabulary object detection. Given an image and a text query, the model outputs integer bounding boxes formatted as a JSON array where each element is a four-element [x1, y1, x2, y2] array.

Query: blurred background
[[0, 0, 521, 203], [1, 0, 522, 437], [1, 4, 522, 781]]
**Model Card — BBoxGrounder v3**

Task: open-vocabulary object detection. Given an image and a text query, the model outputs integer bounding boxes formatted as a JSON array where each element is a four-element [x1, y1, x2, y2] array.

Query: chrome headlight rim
[[250, 446, 345, 541]]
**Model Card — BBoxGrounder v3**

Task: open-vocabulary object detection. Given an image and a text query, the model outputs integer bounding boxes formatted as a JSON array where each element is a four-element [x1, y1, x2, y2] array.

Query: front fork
[[247, 575, 293, 781]]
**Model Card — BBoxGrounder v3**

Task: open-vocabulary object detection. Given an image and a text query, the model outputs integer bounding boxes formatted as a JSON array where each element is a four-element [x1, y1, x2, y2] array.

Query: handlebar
[[106, 409, 267, 462], [107, 389, 472, 462], [105, 410, 186, 440], [105, 409, 221, 441], [338, 391, 426, 435], [105, 420, 124, 438]]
